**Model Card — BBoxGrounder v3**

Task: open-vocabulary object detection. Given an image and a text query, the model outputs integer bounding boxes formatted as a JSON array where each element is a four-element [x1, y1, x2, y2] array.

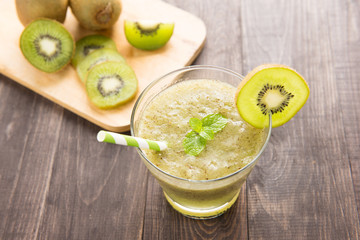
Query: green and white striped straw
[[97, 130, 167, 151]]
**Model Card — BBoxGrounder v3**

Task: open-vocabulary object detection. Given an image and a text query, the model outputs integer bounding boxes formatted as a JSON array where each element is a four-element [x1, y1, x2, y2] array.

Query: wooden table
[[1, 0, 359, 239]]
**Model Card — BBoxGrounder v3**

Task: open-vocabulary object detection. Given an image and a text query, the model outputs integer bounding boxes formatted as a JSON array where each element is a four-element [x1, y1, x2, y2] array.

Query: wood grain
[[1, 0, 360, 239], [241, 0, 360, 239], [142, 176, 248, 240], [0, 79, 64, 239], [35, 120, 148, 239], [334, 0, 360, 218]]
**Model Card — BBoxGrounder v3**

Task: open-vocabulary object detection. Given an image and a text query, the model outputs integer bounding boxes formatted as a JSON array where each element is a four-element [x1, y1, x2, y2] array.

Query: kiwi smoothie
[[138, 80, 266, 180], [135, 77, 269, 218]]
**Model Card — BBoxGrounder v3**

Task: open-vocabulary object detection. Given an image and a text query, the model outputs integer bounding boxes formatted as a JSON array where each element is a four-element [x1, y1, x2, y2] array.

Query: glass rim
[[130, 65, 272, 183]]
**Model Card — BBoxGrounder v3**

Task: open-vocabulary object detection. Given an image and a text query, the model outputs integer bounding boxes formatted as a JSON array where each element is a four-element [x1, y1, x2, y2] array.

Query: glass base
[[163, 191, 240, 219]]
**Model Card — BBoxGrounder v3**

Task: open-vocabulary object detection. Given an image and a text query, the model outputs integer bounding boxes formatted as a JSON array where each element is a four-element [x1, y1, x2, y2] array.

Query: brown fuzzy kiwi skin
[[69, 0, 122, 31], [19, 18, 76, 73], [16, 0, 69, 26], [235, 64, 309, 105]]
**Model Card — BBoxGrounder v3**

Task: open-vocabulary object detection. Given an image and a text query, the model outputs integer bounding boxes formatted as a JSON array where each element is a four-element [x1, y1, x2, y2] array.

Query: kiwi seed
[[83, 45, 102, 55], [76, 48, 126, 83], [236, 64, 309, 128], [72, 34, 118, 67], [256, 83, 294, 115], [124, 20, 175, 50], [97, 74, 124, 97], [135, 22, 160, 36], [86, 61, 138, 109], [20, 18, 74, 73]]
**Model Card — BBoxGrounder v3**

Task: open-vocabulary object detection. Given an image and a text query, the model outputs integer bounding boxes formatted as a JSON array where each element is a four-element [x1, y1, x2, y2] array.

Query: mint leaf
[[183, 131, 206, 156], [202, 113, 228, 133], [183, 113, 228, 156], [199, 126, 214, 140], [189, 118, 202, 133]]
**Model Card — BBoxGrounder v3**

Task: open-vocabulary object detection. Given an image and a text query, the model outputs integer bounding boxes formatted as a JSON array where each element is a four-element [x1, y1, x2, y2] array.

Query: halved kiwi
[[76, 48, 126, 83], [72, 34, 117, 67], [235, 64, 309, 128], [20, 18, 75, 73], [124, 20, 174, 50], [86, 61, 138, 109]]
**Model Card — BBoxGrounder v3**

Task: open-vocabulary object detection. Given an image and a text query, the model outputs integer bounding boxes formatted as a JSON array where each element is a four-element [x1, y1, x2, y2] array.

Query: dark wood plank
[[334, 0, 360, 218], [36, 117, 148, 239], [241, 0, 360, 239], [0, 77, 39, 239], [0, 76, 64, 239], [143, 176, 248, 240], [0, 75, 149, 239]]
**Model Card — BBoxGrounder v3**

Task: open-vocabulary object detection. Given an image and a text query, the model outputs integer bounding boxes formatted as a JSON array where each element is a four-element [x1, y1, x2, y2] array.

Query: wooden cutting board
[[0, 0, 206, 132]]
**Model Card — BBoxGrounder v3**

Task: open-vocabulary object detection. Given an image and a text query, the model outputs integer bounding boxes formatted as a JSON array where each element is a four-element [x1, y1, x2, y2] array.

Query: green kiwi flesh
[[20, 18, 75, 73], [72, 35, 117, 67], [86, 61, 138, 109], [76, 48, 126, 83], [236, 65, 309, 128], [124, 20, 174, 50]]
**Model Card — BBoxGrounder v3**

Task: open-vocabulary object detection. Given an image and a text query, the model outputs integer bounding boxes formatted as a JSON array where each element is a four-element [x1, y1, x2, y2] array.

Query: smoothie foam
[[137, 79, 266, 181]]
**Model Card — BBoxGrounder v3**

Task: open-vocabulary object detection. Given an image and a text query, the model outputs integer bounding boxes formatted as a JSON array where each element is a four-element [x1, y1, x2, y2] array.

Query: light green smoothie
[[137, 79, 266, 181]]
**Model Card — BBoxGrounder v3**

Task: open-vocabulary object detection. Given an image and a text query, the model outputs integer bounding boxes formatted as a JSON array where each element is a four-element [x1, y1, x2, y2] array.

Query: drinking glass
[[131, 65, 271, 219]]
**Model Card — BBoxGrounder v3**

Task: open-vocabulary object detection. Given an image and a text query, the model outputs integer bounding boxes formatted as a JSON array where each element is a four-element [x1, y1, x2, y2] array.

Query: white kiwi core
[[99, 76, 123, 96], [137, 20, 160, 31], [39, 38, 59, 57], [262, 90, 286, 109]]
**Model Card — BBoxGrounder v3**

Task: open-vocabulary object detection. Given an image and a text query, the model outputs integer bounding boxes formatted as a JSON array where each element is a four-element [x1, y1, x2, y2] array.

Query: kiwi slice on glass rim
[[86, 61, 138, 109], [72, 34, 117, 67], [124, 20, 174, 50], [235, 64, 309, 128], [76, 48, 126, 83], [20, 18, 75, 73]]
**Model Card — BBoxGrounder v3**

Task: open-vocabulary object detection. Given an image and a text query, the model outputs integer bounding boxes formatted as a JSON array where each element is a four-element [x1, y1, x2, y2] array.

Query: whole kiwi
[[69, 0, 122, 31], [16, 0, 69, 26]]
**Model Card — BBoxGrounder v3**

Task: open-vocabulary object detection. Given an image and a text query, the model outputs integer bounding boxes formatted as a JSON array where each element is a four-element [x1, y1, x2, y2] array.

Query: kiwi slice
[[124, 20, 174, 50], [76, 48, 126, 83], [235, 64, 309, 128], [20, 18, 74, 73], [72, 35, 117, 67], [86, 61, 138, 109]]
